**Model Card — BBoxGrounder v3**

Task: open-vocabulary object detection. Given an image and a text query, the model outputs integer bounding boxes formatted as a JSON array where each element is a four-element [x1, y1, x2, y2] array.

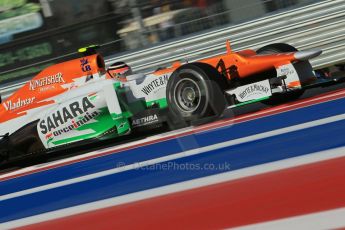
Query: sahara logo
[[29, 72, 65, 91], [39, 96, 95, 135], [141, 75, 168, 96], [45, 110, 101, 142], [3, 97, 35, 111]]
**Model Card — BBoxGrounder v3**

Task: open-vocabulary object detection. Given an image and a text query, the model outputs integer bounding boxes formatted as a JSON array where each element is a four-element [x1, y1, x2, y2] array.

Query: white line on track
[[1, 113, 345, 202], [1, 88, 345, 181], [2, 146, 345, 229], [233, 207, 345, 230]]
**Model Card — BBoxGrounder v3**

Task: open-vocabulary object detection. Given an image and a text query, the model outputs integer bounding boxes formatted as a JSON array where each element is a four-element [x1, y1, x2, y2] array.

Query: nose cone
[[294, 49, 322, 61]]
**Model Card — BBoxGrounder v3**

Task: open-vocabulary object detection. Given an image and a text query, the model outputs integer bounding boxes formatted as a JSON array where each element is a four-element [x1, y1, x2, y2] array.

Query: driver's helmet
[[106, 62, 132, 81]]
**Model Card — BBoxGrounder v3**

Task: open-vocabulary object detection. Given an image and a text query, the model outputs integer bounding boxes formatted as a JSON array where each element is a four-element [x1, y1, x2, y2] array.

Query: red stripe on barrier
[[2, 88, 345, 182], [22, 156, 345, 229]]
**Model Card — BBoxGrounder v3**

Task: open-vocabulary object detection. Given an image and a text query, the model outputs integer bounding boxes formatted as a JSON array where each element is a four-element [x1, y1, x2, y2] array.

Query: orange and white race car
[[0, 41, 334, 165]]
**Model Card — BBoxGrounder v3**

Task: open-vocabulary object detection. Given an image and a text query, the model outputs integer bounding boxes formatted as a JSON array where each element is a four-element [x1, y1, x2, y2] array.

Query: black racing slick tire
[[257, 43, 313, 88], [257, 43, 306, 104], [257, 43, 299, 54], [166, 63, 226, 122]]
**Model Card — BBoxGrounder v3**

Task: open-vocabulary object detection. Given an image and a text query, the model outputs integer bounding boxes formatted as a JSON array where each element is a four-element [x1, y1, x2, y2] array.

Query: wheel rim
[[174, 78, 201, 113]]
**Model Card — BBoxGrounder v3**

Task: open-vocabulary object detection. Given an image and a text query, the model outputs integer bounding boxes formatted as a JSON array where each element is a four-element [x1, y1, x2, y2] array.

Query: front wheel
[[166, 63, 226, 123]]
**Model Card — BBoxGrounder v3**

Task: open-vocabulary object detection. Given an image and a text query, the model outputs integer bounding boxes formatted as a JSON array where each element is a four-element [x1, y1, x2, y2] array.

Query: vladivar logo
[[3, 97, 35, 111]]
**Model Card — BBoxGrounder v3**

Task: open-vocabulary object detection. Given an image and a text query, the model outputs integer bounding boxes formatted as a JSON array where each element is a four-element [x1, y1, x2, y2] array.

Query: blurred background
[[0, 0, 326, 84]]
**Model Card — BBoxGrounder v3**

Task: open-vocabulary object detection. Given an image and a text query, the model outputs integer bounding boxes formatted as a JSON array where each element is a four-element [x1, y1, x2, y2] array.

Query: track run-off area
[[1, 86, 345, 229]]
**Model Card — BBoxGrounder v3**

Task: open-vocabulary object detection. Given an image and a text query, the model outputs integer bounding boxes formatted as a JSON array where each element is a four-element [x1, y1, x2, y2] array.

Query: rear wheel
[[257, 43, 299, 54], [257, 43, 307, 104], [166, 63, 226, 124]]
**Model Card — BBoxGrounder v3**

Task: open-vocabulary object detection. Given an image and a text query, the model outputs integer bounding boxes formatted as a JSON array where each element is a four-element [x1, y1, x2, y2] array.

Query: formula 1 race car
[[0, 41, 336, 164]]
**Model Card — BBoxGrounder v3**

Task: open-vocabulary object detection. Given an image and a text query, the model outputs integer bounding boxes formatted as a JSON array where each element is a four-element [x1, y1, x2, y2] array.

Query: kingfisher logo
[[39, 96, 95, 135], [29, 73, 65, 91]]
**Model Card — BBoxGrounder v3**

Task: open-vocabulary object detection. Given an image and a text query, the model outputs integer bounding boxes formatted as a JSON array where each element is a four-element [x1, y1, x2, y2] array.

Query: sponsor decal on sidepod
[[45, 111, 101, 139], [39, 96, 96, 135], [141, 75, 168, 96], [3, 97, 36, 111], [132, 114, 159, 127], [29, 73, 65, 91], [228, 80, 272, 103], [238, 84, 270, 100]]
